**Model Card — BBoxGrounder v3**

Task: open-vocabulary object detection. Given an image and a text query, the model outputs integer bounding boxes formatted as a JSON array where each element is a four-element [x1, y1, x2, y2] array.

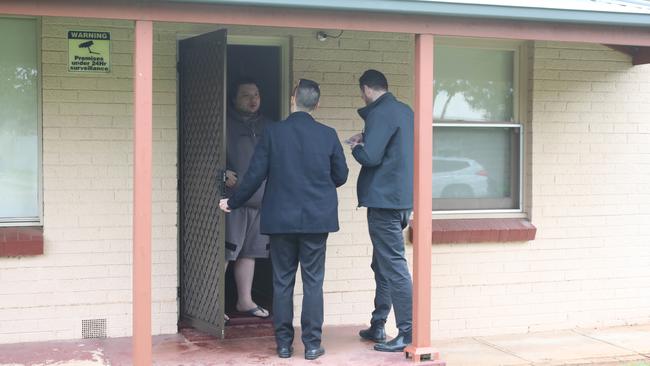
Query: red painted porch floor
[[1, 323, 650, 366]]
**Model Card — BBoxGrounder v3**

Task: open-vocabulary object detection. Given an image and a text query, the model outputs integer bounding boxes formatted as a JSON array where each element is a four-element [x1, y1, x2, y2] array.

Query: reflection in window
[[0, 18, 39, 221], [432, 126, 520, 210], [432, 41, 522, 212], [434, 46, 514, 122]]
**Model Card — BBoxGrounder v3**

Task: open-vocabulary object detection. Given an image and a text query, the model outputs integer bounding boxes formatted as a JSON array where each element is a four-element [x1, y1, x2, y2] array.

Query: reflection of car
[[433, 157, 488, 198]]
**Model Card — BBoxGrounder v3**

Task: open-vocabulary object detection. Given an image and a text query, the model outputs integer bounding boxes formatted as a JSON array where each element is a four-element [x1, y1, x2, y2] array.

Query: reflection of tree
[[436, 79, 468, 120], [0, 64, 38, 135], [435, 78, 513, 121], [434, 47, 514, 122]]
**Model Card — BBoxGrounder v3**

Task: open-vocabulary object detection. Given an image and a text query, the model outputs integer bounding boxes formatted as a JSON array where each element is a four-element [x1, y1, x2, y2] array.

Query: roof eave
[[166, 0, 650, 28]]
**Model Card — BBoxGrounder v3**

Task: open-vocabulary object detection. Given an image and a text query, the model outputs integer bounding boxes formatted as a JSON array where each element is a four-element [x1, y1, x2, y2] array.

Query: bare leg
[[234, 257, 269, 317], [224, 261, 232, 323]]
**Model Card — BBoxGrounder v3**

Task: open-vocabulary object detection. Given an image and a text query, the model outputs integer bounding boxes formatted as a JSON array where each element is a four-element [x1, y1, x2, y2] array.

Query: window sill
[[0, 227, 44, 257], [408, 218, 536, 244]]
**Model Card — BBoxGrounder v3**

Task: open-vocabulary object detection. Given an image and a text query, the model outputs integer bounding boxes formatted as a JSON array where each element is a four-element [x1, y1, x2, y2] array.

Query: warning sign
[[68, 30, 111, 73]]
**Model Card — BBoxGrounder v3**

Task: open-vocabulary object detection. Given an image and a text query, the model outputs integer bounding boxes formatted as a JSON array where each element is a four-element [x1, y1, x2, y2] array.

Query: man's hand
[[345, 133, 364, 148], [219, 198, 232, 213], [225, 170, 238, 188]]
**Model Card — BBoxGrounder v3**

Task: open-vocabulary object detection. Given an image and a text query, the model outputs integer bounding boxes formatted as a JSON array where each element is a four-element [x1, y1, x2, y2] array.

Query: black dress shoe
[[276, 346, 293, 358], [304, 346, 325, 360], [359, 324, 386, 342], [373, 333, 411, 352]]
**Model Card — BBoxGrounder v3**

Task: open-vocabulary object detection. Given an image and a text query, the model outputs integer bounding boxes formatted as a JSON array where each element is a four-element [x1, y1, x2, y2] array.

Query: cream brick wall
[[527, 41, 650, 332], [425, 42, 650, 340], [2, 16, 650, 344], [0, 18, 178, 343]]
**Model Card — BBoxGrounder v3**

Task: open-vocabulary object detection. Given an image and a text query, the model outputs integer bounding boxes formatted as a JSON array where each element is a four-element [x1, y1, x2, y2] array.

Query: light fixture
[[316, 31, 329, 42], [316, 30, 344, 42]]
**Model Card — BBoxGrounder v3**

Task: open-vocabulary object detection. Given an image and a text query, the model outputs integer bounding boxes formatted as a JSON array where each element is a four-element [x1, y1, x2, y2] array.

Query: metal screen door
[[178, 29, 227, 337]]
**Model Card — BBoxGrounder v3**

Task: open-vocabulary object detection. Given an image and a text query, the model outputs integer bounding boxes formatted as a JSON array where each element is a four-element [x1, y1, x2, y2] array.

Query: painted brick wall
[[426, 42, 650, 340], [0, 18, 178, 343], [527, 41, 650, 332]]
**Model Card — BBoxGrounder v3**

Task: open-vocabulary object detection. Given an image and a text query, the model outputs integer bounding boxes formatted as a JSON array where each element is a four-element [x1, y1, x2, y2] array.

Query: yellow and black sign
[[68, 30, 111, 73]]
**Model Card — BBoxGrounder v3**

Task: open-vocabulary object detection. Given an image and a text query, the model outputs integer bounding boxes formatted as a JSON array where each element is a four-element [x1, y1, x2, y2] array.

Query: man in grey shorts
[[224, 78, 274, 318]]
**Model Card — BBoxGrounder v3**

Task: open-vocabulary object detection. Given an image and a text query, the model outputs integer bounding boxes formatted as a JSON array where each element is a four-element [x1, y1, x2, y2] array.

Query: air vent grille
[[81, 318, 107, 339]]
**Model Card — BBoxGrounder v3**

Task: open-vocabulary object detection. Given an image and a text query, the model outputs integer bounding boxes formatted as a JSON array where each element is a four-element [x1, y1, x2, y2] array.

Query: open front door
[[178, 29, 227, 337]]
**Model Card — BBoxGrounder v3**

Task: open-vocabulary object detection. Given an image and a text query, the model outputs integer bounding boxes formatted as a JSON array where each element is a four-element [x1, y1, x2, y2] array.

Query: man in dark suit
[[219, 79, 348, 361], [347, 69, 414, 352]]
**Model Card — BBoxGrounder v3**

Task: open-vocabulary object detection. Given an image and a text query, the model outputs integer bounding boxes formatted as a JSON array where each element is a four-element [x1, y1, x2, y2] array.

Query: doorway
[[223, 36, 288, 323], [177, 30, 290, 336], [227, 35, 290, 120]]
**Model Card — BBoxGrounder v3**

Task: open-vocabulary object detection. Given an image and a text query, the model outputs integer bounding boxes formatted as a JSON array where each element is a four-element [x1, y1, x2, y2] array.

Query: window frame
[[0, 16, 43, 227], [432, 37, 527, 216]]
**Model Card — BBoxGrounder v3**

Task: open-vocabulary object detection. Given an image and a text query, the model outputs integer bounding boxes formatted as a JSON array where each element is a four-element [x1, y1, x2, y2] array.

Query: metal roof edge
[[166, 0, 650, 27]]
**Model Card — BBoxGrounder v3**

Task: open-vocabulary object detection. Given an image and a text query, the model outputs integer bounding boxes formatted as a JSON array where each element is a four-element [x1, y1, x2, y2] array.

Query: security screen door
[[178, 29, 227, 337]]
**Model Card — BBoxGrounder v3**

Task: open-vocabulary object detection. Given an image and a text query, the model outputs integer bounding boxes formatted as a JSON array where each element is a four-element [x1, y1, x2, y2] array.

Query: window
[[0, 17, 40, 224], [433, 39, 524, 212]]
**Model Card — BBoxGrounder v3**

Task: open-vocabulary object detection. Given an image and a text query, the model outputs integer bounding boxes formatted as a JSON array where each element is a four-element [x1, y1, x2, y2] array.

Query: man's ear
[[361, 85, 368, 95]]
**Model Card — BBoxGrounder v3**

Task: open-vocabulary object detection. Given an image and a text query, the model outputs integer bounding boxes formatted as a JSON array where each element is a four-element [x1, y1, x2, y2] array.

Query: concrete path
[[438, 324, 650, 366]]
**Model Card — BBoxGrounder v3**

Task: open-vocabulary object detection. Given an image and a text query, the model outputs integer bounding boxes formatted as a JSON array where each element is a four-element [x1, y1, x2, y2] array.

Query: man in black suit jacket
[[219, 79, 348, 361]]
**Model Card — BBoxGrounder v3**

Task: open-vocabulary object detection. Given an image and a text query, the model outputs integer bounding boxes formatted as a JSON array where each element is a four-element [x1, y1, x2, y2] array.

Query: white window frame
[[432, 37, 528, 217], [0, 16, 43, 227]]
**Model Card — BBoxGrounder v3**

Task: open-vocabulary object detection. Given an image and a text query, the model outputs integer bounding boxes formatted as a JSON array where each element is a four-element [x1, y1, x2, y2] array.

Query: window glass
[[432, 41, 522, 212], [434, 46, 514, 122], [432, 126, 520, 210], [0, 18, 39, 220]]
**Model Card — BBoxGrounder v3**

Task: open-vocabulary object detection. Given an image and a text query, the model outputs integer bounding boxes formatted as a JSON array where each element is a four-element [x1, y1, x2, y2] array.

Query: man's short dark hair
[[229, 77, 260, 103], [359, 69, 388, 91], [294, 78, 320, 111]]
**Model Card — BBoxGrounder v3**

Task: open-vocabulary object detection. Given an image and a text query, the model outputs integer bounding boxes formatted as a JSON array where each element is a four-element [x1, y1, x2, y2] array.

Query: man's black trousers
[[270, 233, 328, 349], [367, 207, 413, 335]]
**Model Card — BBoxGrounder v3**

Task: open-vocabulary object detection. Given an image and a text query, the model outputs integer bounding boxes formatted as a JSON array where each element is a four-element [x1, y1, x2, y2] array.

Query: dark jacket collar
[[286, 111, 314, 122], [357, 92, 395, 120]]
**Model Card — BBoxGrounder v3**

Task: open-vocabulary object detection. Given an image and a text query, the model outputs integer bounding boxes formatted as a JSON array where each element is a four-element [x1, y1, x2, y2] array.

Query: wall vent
[[81, 318, 107, 339]]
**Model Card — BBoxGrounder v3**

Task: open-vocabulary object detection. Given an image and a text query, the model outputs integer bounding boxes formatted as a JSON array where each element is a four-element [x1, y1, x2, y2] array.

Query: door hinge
[[176, 61, 181, 73]]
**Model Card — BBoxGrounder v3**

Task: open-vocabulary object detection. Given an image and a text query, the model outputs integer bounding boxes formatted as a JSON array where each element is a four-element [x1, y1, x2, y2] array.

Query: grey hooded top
[[224, 108, 273, 208]]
